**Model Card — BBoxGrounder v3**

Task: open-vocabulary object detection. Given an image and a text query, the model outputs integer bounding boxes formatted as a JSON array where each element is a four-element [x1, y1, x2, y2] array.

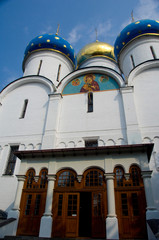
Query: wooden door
[[116, 190, 147, 239], [52, 192, 79, 238], [17, 168, 48, 236], [92, 192, 106, 238], [65, 193, 79, 237], [17, 192, 46, 236]]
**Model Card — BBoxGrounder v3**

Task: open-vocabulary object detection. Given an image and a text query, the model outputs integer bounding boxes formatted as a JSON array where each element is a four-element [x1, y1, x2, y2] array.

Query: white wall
[[57, 89, 127, 147], [119, 36, 159, 77], [0, 82, 50, 137], [23, 51, 74, 86]]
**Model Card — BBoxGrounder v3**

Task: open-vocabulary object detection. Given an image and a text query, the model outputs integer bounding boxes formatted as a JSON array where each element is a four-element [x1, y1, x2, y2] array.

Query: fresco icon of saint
[[71, 79, 81, 86], [80, 74, 100, 92], [62, 73, 119, 95]]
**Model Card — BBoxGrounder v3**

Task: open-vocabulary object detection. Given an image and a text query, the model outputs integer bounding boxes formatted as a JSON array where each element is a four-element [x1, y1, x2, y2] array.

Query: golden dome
[[77, 41, 115, 67]]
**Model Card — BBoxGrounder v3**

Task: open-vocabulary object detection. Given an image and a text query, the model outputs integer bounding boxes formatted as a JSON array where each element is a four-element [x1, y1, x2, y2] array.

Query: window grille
[[58, 171, 75, 187], [85, 170, 103, 186], [26, 170, 35, 188], [40, 169, 48, 188], [85, 140, 98, 148], [5, 146, 19, 175]]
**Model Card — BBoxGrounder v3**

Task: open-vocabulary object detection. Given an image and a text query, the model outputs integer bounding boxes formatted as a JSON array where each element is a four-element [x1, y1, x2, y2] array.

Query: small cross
[[95, 28, 98, 42], [56, 24, 60, 35], [131, 10, 135, 23]]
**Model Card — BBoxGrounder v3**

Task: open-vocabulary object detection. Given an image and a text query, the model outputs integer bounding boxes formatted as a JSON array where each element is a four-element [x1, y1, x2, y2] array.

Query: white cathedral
[[0, 19, 159, 240]]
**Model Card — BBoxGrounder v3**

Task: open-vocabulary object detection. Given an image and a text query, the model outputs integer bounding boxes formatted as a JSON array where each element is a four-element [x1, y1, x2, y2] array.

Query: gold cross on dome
[[95, 28, 98, 42]]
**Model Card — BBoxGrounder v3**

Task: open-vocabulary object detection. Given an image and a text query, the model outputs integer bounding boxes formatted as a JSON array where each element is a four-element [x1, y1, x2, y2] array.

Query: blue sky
[[1, 0, 159, 91]]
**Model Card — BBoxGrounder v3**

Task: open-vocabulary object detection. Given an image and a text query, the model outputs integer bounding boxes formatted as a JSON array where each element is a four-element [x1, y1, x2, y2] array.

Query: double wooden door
[[116, 190, 147, 239], [52, 192, 79, 238], [17, 191, 46, 236], [52, 191, 106, 238]]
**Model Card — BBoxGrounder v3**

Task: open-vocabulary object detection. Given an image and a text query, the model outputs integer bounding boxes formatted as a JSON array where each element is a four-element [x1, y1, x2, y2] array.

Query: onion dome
[[23, 34, 76, 66], [114, 19, 159, 59], [77, 41, 115, 67]]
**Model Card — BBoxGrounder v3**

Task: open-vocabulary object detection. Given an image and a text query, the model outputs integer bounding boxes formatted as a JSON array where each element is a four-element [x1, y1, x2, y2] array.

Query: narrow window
[[130, 55, 135, 68], [88, 92, 93, 112], [121, 193, 128, 216], [34, 195, 41, 215], [20, 99, 28, 119], [37, 60, 42, 75], [58, 194, 63, 216], [56, 64, 61, 82], [26, 170, 35, 189], [5, 146, 19, 175], [67, 194, 77, 216], [150, 46, 157, 59], [85, 140, 98, 148], [131, 193, 139, 216], [25, 194, 32, 215]]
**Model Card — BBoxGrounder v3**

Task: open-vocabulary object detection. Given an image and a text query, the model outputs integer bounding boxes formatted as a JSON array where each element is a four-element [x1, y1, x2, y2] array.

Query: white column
[[12, 175, 26, 210], [142, 171, 159, 240], [105, 173, 119, 240], [120, 87, 142, 144], [7, 175, 26, 236], [39, 174, 56, 238], [42, 93, 62, 149]]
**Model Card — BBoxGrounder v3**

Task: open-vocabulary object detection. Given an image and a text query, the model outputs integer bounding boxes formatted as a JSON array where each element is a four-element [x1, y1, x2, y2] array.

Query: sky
[[1, 0, 159, 91]]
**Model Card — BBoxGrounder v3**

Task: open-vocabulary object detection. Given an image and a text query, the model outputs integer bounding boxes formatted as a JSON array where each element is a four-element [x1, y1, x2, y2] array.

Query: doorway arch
[[52, 167, 107, 238]]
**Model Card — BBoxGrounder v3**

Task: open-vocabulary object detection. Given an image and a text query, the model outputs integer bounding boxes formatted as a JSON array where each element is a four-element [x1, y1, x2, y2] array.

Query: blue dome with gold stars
[[114, 19, 159, 59], [23, 34, 76, 66]]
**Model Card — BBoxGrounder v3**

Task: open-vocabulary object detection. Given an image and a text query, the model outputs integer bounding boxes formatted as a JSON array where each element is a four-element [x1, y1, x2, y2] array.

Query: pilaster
[[120, 87, 142, 144], [42, 93, 62, 149]]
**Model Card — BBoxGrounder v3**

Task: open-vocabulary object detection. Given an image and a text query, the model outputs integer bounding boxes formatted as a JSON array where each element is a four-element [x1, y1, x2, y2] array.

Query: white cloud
[[41, 25, 55, 34], [89, 20, 113, 42], [135, 0, 159, 20], [67, 25, 84, 45], [121, 0, 159, 30], [24, 26, 29, 35], [68, 20, 113, 49]]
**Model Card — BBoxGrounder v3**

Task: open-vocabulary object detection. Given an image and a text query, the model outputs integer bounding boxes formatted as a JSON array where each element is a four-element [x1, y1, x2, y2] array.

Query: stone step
[[3, 237, 148, 240], [2, 237, 109, 240]]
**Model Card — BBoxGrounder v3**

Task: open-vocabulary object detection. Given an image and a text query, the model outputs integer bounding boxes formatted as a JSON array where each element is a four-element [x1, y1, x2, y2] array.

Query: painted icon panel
[[62, 73, 119, 95]]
